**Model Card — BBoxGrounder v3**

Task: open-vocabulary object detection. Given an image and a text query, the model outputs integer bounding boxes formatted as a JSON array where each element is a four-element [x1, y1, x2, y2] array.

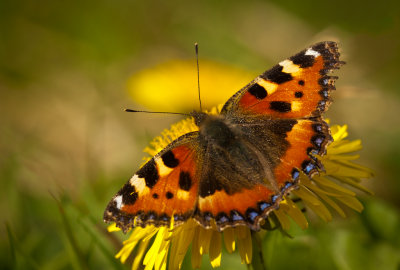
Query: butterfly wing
[[222, 41, 343, 181], [194, 41, 343, 230], [104, 132, 202, 232], [222, 41, 343, 118], [222, 41, 342, 174]]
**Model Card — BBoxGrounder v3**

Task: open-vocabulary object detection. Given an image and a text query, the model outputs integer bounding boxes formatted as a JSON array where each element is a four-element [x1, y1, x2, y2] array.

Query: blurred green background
[[1, 0, 399, 269]]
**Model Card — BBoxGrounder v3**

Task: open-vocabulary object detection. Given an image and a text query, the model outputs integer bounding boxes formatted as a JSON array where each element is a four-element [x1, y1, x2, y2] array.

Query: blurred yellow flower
[[127, 60, 255, 112]]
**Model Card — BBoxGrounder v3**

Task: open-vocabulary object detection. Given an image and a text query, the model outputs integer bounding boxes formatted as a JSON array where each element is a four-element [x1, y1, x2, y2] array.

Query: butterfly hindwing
[[104, 132, 201, 232], [196, 183, 279, 230]]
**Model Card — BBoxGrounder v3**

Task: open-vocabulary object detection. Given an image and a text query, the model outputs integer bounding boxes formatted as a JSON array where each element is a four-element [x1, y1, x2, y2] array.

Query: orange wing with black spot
[[103, 133, 201, 232], [222, 41, 343, 118]]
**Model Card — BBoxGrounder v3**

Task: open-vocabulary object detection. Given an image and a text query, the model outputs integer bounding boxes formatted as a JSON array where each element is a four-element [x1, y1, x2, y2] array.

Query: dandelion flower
[[108, 114, 372, 269], [109, 55, 373, 269]]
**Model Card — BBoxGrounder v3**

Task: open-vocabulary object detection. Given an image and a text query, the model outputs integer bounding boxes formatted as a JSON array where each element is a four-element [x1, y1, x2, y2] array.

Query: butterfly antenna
[[125, 108, 191, 117], [195, 42, 202, 111]]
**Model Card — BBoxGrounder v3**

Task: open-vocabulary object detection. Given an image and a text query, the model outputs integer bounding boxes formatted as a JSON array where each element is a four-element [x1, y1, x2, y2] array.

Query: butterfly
[[104, 41, 344, 232]]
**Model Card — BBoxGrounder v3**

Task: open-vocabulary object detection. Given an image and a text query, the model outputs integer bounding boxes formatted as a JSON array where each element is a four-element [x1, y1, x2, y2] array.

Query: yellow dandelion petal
[[235, 227, 252, 264], [191, 226, 203, 269], [324, 160, 373, 179], [153, 227, 172, 270], [234, 225, 248, 239], [326, 153, 360, 161], [115, 243, 135, 264], [335, 195, 364, 212], [331, 124, 348, 141], [223, 227, 236, 253], [144, 118, 198, 159], [328, 139, 363, 155], [154, 245, 168, 270], [107, 223, 121, 232], [143, 230, 164, 267], [340, 160, 374, 176], [279, 198, 309, 230], [132, 239, 152, 270], [198, 226, 213, 255], [333, 176, 373, 195], [143, 227, 167, 269], [169, 220, 197, 270], [310, 176, 356, 196], [305, 201, 332, 222], [116, 226, 157, 264], [137, 227, 159, 242], [143, 147, 159, 158], [209, 231, 222, 268], [293, 186, 332, 222], [300, 176, 346, 197], [274, 208, 291, 231], [314, 192, 347, 217]]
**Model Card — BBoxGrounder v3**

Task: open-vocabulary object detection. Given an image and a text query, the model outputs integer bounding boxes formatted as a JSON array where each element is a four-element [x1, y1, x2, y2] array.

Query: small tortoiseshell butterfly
[[104, 41, 344, 232]]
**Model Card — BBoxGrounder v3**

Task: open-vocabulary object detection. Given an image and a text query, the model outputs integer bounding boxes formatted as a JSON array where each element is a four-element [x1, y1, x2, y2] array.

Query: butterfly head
[[190, 110, 237, 148], [190, 110, 209, 127]]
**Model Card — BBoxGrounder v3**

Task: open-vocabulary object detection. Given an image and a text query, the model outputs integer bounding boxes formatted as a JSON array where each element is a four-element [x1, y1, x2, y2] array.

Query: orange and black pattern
[[104, 41, 344, 232]]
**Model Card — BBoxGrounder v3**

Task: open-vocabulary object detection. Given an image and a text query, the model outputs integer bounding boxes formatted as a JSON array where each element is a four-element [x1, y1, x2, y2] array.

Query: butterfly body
[[104, 41, 344, 232]]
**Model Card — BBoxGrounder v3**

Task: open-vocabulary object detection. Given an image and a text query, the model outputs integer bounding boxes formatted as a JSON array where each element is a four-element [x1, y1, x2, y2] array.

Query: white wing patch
[[305, 48, 320, 57], [114, 195, 123, 209]]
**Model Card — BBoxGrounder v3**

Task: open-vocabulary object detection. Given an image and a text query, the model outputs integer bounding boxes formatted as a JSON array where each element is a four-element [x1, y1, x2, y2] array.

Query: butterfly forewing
[[104, 132, 201, 231], [222, 41, 343, 118]]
